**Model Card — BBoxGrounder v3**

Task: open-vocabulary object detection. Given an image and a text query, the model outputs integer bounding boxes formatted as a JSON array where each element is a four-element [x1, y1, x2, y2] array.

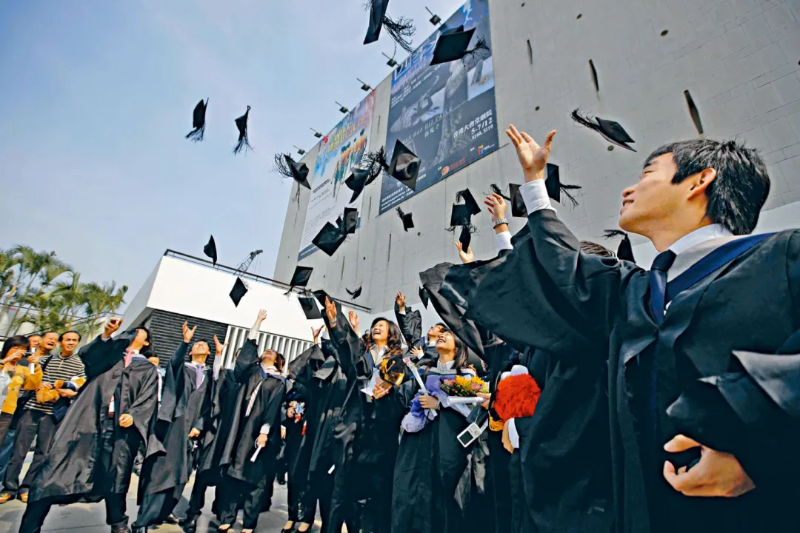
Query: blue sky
[[0, 0, 465, 306]]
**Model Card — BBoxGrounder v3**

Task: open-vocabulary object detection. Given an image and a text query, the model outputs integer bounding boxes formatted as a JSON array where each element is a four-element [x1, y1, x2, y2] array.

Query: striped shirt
[[27, 352, 86, 415]]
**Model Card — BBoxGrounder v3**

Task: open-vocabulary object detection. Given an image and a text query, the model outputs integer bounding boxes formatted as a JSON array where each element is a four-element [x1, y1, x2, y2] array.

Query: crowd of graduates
[[1, 122, 799, 533]]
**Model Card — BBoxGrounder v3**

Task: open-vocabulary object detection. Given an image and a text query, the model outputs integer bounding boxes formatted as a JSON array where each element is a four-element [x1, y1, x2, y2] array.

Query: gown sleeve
[[126, 365, 159, 444], [395, 304, 422, 346], [233, 340, 259, 384]]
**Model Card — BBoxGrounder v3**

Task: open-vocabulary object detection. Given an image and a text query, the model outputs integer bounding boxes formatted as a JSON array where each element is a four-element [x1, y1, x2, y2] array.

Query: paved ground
[[0, 472, 314, 533]]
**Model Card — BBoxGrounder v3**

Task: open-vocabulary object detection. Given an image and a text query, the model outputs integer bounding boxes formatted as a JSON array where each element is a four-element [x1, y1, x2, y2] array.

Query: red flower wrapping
[[494, 373, 541, 421]]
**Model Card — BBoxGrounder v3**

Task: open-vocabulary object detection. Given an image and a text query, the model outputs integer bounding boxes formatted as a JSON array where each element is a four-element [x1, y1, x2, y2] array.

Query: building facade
[[275, 0, 800, 323]]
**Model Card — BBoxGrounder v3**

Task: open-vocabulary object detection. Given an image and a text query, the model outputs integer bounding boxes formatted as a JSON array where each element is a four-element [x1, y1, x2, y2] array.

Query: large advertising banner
[[378, 0, 497, 214], [298, 93, 375, 259]]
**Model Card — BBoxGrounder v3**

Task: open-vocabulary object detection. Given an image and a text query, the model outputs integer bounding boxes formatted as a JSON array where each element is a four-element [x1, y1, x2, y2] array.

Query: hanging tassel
[[462, 37, 490, 64], [185, 98, 208, 142], [560, 184, 582, 207], [273, 153, 294, 178], [383, 15, 416, 52], [362, 146, 389, 184], [570, 108, 597, 130]]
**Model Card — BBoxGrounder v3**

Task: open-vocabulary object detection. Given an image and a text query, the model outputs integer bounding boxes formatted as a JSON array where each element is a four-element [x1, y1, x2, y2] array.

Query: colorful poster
[[378, 0, 497, 214], [298, 93, 375, 259]]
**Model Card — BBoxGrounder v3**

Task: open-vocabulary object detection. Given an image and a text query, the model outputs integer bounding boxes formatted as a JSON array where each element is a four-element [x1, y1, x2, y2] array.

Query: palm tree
[[51, 272, 86, 330], [13, 260, 71, 332], [6, 247, 59, 333], [80, 282, 127, 341]]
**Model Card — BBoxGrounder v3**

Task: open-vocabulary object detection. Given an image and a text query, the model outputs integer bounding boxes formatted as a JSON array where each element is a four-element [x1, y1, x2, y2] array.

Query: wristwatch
[[492, 218, 509, 228]]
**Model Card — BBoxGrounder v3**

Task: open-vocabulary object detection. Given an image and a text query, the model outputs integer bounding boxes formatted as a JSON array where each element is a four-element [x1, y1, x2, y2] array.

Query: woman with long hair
[[391, 327, 481, 533], [323, 299, 408, 533]]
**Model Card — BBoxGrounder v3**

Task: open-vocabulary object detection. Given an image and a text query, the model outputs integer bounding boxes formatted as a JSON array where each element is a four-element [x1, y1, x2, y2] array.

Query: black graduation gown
[[391, 368, 479, 533], [139, 343, 212, 500], [395, 304, 423, 347], [28, 333, 158, 503], [420, 209, 800, 533], [195, 368, 239, 478], [509, 348, 613, 533], [221, 339, 286, 486]]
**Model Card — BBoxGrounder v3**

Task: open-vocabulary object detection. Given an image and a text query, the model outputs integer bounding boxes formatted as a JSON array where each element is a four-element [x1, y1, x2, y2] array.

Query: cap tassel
[[560, 184, 582, 207], [382, 15, 416, 53], [186, 124, 205, 142], [273, 153, 294, 178], [462, 37, 490, 63], [489, 183, 512, 201], [570, 108, 597, 130], [363, 146, 389, 184]]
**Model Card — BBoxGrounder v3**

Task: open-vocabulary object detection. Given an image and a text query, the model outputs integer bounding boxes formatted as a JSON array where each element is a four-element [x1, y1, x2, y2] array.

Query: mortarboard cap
[[419, 286, 429, 309], [396, 207, 414, 232], [342, 207, 358, 235], [203, 235, 218, 266], [364, 0, 390, 45], [285, 155, 311, 189], [508, 183, 528, 218], [229, 277, 248, 307], [387, 140, 420, 191], [288, 266, 313, 290], [544, 163, 582, 207], [346, 286, 363, 300], [233, 106, 252, 155], [430, 26, 475, 65], [458, 226, 471, 250], [186, 99, 208, 142], [299, 296, 323, 320], [604, 229, 635, 262], [571, 109, 636, 152], [450, 203, 473, 227], [456, 189, 481, 216], [312, 222, 347, 256], [345, 167, 370, 203]]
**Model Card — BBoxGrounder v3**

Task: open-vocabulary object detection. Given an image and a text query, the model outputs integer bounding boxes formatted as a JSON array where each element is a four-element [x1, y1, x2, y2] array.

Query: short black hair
[[644, 139, 770, 235], [579, 241, 615, 257], [133, 327, 155, 359], [1, 335, 30, 360], [59, 331, 82, 341]]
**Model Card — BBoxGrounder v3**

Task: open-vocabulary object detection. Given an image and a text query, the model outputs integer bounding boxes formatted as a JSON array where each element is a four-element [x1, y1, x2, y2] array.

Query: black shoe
[[181, 517, 198, 533], [131, 527, 146, 533]]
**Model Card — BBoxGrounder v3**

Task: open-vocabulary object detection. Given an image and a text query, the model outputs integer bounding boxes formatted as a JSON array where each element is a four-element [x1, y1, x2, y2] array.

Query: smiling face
[[60, 332, 80, 354], [191, 341, 210, 360], [27, 335, 41, 350], [619, 153, 687, 235], [41, 332, 59, 352], [427, 324, 444, 340], [435, 330, 456, 354], [261, 349, 277, 365], [371, 320, 390, 343]]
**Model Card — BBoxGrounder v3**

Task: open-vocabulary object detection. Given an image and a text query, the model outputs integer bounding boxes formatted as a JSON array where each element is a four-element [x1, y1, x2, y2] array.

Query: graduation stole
[[664, 232, 773, 306]]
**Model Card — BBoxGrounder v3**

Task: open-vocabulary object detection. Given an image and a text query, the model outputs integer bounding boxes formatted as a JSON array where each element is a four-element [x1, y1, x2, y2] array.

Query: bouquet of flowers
[[440, 375, 489, 397]]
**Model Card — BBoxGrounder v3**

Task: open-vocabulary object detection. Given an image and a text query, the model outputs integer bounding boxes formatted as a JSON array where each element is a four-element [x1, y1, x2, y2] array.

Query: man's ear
[[687, 168, 716, 200]]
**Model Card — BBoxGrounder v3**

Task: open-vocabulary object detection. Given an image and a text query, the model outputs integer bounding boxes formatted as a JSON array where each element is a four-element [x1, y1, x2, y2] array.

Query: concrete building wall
[[275, 0, 800, 320]]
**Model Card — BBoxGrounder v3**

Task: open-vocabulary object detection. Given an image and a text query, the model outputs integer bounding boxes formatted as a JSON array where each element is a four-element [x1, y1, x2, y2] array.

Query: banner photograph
[[298, 93, 375, 259], [378, 0, 497, 214]]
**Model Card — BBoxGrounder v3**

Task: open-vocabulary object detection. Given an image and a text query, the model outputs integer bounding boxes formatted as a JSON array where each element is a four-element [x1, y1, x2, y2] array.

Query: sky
[[0, 0, 466, 308]]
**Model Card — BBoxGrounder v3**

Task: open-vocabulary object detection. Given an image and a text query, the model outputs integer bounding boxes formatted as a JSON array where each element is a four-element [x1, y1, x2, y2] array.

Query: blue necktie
[[648, 250, 677, 325]]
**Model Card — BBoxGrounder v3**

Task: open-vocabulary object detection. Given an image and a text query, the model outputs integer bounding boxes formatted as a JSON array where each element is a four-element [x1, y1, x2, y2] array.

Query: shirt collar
[[668, 224, 733, 256]]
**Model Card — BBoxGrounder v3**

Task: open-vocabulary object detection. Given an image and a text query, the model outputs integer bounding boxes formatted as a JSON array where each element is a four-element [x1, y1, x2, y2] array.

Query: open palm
[[505, 125, 556, 180]]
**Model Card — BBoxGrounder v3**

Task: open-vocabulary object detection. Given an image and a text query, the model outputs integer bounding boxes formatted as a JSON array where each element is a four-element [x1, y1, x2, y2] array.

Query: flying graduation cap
[[273, 154, 311, 190], [396, 207, 414, 231], [361, 146, 391, 185], [346, 286, 363, 300], [336, 207, 359, 235], [287, 266, 313, 292], [299, 295, 323, 320], [430, 26, 490, 66], [344, 167, 370, 203], [363, 0, 416, 53], [387, 140, 421, 191], [490, 183, 526, 217], [604, 229, 636, 262], [544, 163, 582, 207], [233, 106, 252, 155], [186, 99, 208, 142], [571, 109, 636, 152], [229, 277, 248, 307], [456, 189, 481, 216], [449, 188, 481, 228], [458, 225, 471, 250], [203, 235, 218, 266], [312, 222, 347, 256]]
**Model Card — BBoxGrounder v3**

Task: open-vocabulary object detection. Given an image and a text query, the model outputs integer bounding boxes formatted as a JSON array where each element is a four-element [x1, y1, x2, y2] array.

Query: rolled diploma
[[402, 357, 428, 394]]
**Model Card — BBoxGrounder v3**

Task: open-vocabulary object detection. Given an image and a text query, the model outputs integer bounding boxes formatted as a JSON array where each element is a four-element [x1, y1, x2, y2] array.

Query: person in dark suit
[[422, 125, 800, 533]]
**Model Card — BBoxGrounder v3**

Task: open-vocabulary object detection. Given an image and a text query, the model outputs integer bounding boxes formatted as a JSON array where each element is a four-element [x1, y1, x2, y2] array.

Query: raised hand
[[455, 242, 474, 264], [349, 311, 360, 333], [256, 309, 267, 324], [396, 291, 406, 312], [213, 335, 228, 357], [325, 297, 337, 326], [188, 428, 201, 439], [103, 317, 123, 339], [119, 414, 134, 428], [505, 125, 556, 182], [311, 325, 325, 345], [182, 322, 198, 343], [484, 193, 507, 221]]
